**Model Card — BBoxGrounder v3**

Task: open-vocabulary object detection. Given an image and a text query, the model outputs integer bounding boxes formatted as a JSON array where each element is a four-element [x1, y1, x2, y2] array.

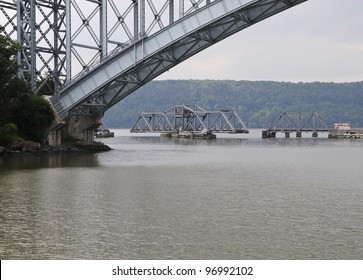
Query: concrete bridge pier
[[47, 115, 101, 145], [48, 122, 66, 146], [66, 116, 102, 143]]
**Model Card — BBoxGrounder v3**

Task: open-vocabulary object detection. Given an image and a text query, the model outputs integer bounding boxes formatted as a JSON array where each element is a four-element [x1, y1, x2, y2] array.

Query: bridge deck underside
[[51, 0, 308, 120]]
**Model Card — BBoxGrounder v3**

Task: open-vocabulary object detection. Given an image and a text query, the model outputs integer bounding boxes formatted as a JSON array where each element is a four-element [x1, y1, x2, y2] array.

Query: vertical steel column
[[134, 0, 139, 39], [66, 0, 71, 81], [29, 0, 36, 92], [17, 0, 37, 92], [179, 0, 184, 18], [51, 1, 62, 93], [169, 0, 174, 23], [140, 0, 145, 37], [17, 1, 22, 79], [53, 0, 67, 93], [53, 1, 59, 93], [100, 0, 107, 58]]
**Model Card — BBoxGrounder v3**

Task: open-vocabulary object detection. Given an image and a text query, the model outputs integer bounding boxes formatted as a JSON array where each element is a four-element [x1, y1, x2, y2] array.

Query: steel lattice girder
[[130, 104, 249, 133], [0, 0, 68, 93], [1, 0, 214, 94], [51, 0, 308, 120], [267, 112, 330, 132]]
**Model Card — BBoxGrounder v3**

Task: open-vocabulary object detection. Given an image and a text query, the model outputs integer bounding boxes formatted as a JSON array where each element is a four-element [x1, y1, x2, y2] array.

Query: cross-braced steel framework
[[267, 112, 330, 132], [0, 0, 217, 94], [1, 0, 308, 120], [130, 104, 249, 134], [0, 0, 68, 93]]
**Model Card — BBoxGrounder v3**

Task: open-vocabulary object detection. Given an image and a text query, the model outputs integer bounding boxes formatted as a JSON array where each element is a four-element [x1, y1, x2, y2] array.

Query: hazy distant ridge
[[103, 80, 363, 128]]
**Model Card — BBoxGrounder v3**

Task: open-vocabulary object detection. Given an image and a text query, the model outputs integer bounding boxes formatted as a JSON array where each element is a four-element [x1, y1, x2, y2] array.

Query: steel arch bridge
[[1, 0, 308, 143]]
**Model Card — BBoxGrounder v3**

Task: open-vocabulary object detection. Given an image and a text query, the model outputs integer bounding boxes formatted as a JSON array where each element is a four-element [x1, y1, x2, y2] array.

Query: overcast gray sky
[[156, 0, 363, 82]]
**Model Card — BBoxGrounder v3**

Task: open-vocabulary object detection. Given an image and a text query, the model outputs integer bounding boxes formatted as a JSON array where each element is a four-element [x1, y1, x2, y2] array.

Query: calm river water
[[1, 129, 362, 259]]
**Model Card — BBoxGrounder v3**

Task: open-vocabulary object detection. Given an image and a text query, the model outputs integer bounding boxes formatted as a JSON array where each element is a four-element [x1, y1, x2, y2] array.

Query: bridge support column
[[48, 123, 66, 146], [66, 116, 102, 143], [262, 131, 276, 138]]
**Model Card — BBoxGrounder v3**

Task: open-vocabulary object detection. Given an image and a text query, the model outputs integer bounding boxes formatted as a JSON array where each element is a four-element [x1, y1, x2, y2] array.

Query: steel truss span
[[267, 112, 330, 133], [1, 1, 308, 120], [130, 104, 249, 134]]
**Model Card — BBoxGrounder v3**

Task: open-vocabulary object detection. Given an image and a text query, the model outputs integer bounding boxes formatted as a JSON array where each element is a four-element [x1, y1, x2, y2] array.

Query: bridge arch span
[[50, 0, 308, 123]]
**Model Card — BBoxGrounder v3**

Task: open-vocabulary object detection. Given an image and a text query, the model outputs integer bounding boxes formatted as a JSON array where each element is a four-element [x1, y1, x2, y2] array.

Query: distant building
[[334, 123, 351, 130]]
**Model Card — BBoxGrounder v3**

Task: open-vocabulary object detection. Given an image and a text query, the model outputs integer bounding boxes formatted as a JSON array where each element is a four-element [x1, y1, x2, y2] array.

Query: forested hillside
[[103, 80, 363, 128]]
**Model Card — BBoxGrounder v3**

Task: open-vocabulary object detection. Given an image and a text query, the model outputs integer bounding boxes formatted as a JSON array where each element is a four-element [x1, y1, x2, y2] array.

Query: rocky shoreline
[[0, 140, 111, 158]]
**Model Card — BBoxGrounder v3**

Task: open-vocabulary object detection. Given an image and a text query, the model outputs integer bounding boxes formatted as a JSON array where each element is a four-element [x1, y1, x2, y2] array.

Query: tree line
[[103, 80, 363, 129]]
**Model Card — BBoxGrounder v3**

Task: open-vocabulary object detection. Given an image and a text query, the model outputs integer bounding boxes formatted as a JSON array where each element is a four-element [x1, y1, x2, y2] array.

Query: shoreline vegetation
[[0, 140, 111, 158]]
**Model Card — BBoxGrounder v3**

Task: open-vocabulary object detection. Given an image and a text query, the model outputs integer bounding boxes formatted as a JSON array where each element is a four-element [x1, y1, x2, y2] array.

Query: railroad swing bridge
[[0, 0, 308, 144], [130, 104, 249, 138], [262, 112, 330, 138]]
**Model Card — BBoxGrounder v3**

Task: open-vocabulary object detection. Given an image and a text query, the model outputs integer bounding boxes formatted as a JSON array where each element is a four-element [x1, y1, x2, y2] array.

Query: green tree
[[0, 32, 22, 125], [0, 123, 22, 145], [0, 32, 54, 144], [8, 94, 54, 141]]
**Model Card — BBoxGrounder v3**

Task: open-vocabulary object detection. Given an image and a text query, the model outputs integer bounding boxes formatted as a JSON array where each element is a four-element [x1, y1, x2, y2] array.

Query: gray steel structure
[[1, 0, 308, 120], [266, 112, 330, 132], [130, 104, 249, 134], [0, 0, 68, 93], [0, 0, 220, 94]]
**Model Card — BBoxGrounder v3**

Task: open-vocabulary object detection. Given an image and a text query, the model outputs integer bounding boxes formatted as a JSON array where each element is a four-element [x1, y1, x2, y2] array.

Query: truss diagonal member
[[153, 50, 177, 63], [220, 111, 235, 132], [108, 0, 134, 41], [71, 46, 87, 69], [208, 113, 221, 131], [145, 0, 170, 35], [71, 0, 100, 46], [302, 112, 329, 131], [159, 113, 174, 131], [233, 111, 248, 131], [283, 112, 299, 130], [0, 6, 17, 36], [0, 0, 17, 10], [268, 112, 298, 131], [185, 0, 204, 15], [194, 114, 208, 131], [37, 51, 53, 73], [141, 114, 154, 131]]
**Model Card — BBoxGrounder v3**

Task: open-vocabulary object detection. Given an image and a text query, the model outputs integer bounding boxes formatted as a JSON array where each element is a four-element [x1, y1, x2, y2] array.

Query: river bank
[[0, 140, 111, 158]]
